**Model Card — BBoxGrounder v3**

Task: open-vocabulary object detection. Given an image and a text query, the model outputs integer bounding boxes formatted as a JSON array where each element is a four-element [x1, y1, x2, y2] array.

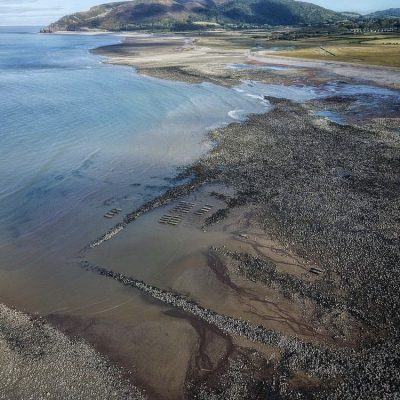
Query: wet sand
[[0, 303, 145, 399], [1, 32, 399, 399], [93, 33, 400, 89], [86, 35, 400, 397]]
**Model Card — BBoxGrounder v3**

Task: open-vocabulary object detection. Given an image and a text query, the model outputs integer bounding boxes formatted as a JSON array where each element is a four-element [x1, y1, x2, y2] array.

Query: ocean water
[[1, 27, 398, 316], [314, 110, 345, 125], [0, 27, 269, 258], [238, 80, 400, 102], [237, 80, 400, 122]]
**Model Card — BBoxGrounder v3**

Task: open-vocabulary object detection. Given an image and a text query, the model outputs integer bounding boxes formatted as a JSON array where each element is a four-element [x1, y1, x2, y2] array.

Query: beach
[[0, 303, 145, 399], [1, 30, 400, 399], [93, 33, 400, 88]]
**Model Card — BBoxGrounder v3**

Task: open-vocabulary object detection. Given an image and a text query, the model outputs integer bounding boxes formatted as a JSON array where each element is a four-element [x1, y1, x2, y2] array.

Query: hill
[[365, 8, 400, 18], [339, 11, 361, 18], [42, 0, 342, 32]]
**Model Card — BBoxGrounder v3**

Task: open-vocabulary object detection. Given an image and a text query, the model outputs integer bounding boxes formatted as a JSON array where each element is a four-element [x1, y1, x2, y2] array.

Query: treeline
[[339, 17, 400, 31]]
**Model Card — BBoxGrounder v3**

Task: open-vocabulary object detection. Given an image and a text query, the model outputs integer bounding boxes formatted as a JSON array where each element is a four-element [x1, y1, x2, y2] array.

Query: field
[[267, 33, 400, 67], [182, 31, 400, 68]]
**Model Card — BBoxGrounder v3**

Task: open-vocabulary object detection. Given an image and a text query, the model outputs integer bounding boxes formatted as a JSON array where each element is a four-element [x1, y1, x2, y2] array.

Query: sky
[[0, 0, 399, 26]]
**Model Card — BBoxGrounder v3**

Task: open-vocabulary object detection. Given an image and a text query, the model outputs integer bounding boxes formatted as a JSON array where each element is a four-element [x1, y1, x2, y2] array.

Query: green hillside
[[217, 0, 340, 25], [366, 8, 400, 18], [43, 0, 342, 32]]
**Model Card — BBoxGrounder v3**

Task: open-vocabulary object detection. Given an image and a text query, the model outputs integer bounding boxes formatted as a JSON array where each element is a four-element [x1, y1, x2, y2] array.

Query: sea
[[0, 27, 269, 262], [0, 27, 399, 314]]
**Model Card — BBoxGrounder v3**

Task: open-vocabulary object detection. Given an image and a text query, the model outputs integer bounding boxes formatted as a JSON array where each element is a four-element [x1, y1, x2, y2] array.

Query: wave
[[228, 109, 247, 120]]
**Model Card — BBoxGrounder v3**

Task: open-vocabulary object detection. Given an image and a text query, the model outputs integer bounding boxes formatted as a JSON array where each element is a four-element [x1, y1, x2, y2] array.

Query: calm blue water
[[0, 27, 269, 255], [1, 27, 399, 275]]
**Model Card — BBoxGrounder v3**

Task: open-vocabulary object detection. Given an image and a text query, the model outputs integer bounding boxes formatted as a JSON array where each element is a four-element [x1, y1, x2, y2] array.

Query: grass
[[192, 32, 261, 49], [361, 38, 400, 45], [269, 33, 400, 68], [186, 31, 400, 68], [273, 45, 400, 67]]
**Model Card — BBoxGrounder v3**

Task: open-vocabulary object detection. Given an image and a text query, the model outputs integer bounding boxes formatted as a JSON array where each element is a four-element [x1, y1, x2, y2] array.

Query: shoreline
[[2, 31, 400, 399], [249, 52, 400, 89], [78, 85, 399, 397], [92, 32, 400, 89], [83, 91, 398, 397], [86, 35, 400, 391], [0, 302, 145, 399]]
